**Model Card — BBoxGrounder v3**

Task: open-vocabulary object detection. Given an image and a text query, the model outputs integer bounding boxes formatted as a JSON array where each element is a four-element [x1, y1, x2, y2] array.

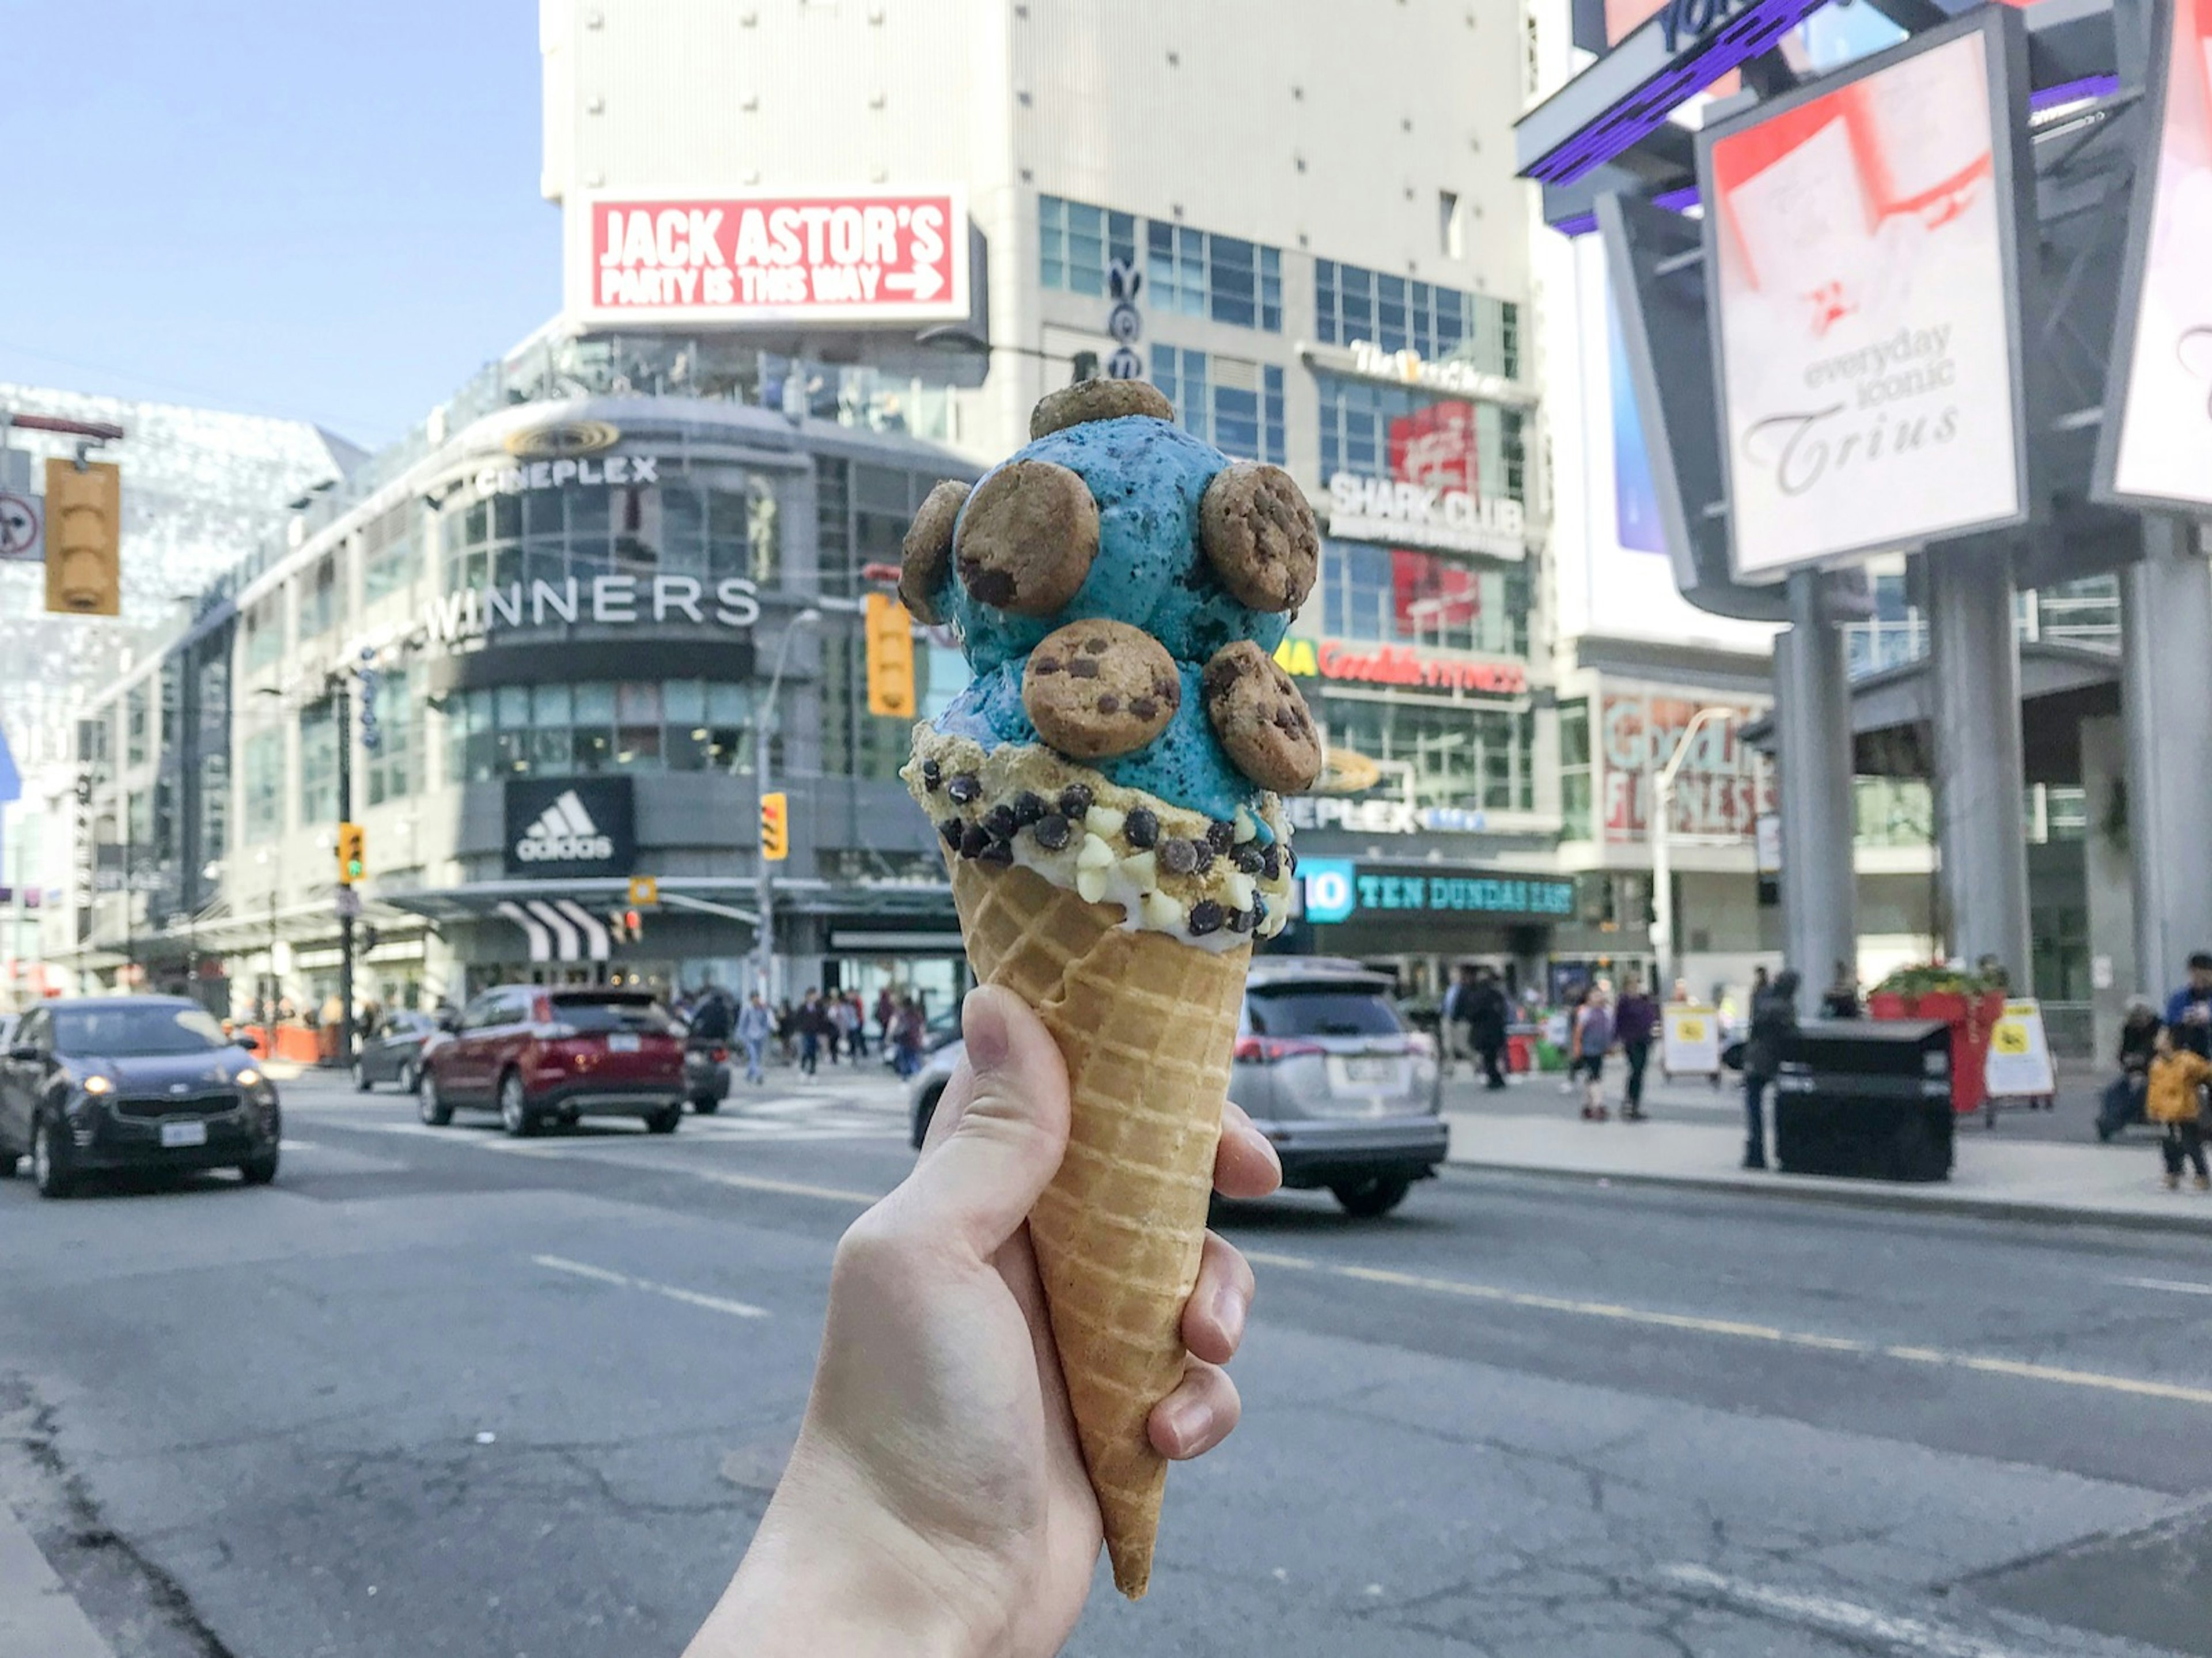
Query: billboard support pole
[[2122, 517, 2212, 996], [1926, 542, 2033, 987], [1773, 571, 1858, 1017]]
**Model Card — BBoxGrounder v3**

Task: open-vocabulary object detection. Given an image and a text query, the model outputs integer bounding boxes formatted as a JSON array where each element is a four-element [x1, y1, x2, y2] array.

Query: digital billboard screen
[[2097, 0, 2212, 509], [1699, 12, 2032, 581]]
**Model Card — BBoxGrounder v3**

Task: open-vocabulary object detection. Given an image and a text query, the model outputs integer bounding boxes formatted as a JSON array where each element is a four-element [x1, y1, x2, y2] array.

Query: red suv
[[418, 986, 686, 1137]]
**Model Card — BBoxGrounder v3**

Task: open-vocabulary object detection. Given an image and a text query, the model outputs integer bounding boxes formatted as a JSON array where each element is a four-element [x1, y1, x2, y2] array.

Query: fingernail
[[963, 989, 1010, 1070], [1161, 1398, 1205, 1455], [1213, 1281, 1248, 1343]]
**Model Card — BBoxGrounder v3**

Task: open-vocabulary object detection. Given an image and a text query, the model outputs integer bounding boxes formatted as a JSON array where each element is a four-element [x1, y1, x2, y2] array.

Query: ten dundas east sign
[[569, 187, 969, 327], [1700, 12, 2033, 580]]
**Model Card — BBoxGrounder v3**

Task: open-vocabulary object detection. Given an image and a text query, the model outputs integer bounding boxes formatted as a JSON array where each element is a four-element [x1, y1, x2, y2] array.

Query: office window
[[243, 729, 284, 844], [299, 555, 343, 640], [362, 504, 418, 604], [1438, 190, 1464, 258], [1152, 347, 1287, 466], [1316, 374, 1526, 505], [1145, 222, 1284, 332], [823, 630, 944, 782], [365, 663, 424, 807], [1315, 260, 1518, 376], [1318, 696, 1535, 813], [299, 701, 338, 824], [443, 678, 756, 783], [126, 685, 149, 767], [1316, 541, 1530, 658], [1038, 195, 1137, 297], [1559, 700, 1592, 841]]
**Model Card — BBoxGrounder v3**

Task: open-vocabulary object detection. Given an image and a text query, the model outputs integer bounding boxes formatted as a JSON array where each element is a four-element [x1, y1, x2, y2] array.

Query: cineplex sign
[[1327, 473, 1527, 560], [570, 187, 969, 325]]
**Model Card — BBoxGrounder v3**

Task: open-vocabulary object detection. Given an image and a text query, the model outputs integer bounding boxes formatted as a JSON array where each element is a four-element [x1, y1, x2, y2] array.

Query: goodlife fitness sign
[[569, 187, 969, 327]]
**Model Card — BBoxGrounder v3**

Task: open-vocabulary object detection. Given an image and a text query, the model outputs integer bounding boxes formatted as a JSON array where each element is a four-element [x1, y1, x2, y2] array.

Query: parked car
[[0, 995, 281, 1198], [418, 985, 685, 1136], [353, 1010, 439, 1093], [907, 957, 1446, 1217]]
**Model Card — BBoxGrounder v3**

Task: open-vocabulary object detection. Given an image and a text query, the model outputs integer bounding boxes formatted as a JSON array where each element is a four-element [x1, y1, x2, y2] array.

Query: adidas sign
[[515, 790, 615, 863]]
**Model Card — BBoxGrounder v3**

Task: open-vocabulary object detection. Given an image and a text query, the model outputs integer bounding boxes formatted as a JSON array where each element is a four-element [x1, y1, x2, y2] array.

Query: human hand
[[687, 986, 1281, 1658]]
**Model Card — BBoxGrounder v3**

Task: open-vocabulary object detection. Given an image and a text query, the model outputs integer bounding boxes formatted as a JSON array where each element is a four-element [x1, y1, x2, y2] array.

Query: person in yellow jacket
[[2143, 1025, 2211, 1191]]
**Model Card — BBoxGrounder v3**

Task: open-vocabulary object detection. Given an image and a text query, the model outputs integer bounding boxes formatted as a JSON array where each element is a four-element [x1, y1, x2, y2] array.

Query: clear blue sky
[[0, 2, 559, 451]]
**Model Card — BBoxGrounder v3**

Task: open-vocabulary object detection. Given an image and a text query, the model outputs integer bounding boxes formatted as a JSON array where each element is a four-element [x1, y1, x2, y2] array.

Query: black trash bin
[[1773, 1019, 1954, 1182]]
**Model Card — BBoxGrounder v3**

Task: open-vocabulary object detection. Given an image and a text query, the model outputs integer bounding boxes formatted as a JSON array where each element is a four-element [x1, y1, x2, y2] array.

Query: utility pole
[[335, 676, 355, 1070]]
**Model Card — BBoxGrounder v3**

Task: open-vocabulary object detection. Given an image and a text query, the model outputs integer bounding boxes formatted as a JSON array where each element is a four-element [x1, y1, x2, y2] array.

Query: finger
[[1181, 1231, 1254, 1366], [1148, 1358, 1241, 1460], [1213, 1099, 1282, 1200], [892, 987, 1070, 1259]]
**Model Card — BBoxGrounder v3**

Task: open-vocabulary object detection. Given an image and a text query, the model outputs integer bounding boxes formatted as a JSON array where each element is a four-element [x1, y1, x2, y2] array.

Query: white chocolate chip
[[1118, 850, 1158, 890], [1233, 806, 1259, 843], [1086, 804, 1126, 838], [1075, 866, 1108, 904], [1222, 871, 1255, 910], [1075, 832, 1116, 870], [1141, 889, 1185, 930]]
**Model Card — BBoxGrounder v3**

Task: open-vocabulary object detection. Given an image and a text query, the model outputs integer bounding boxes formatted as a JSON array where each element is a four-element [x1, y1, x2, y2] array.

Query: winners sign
[[570, 187, 969, 327]]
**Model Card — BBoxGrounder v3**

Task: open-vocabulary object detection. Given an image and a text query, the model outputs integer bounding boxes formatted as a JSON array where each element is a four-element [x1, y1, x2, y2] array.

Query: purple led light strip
[[2029, 72, 2120, 110]]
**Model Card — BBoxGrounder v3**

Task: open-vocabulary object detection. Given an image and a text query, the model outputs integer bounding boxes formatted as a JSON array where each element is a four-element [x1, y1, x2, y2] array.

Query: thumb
[[902, 986, 1070, 1259]]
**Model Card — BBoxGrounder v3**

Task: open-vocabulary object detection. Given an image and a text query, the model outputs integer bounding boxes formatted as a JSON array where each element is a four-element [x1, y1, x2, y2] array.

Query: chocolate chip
[[1096, 692, 1121, 714], [1260, 844, 1282, 881], [1206, 819, 1234, 850], [1031, 656, 1063, 675], [1012, 791, 1048, 826], [1188, 900, 1225, 936], [948, 773, 982, 805], [1127, 696, 1156, 721], [1283, 845, 1296, 874], [1226, 906, 1255, 934], [940, 818, 964, 847], [1159, 838, 1198, 875], [1191, 841, 1217, 874], [1124, 806, 1159, 848], [975, 839, 1015, 866], [1236, 844, 1266, 875], [1032, 813, 1073, 850], [1068, 658, 1101, 680], [921, 758, 942, 791], [982, 804, 1018, 841], [967, 566, 1017, 608], [1083, 635, 1111, 653], [1252, 893, 1270, 921], [959, 824, 991, 859], [1057, 783, 1094, 819]]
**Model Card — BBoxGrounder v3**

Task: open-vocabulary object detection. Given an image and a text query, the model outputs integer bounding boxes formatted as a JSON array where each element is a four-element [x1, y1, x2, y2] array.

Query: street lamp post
[[740, 608, 821, 1004], [1647, 705, 1738, 998]]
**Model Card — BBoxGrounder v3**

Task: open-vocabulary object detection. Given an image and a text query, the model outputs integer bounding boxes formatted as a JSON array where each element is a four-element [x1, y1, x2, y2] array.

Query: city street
[[3, 1066, 2208, 1657]]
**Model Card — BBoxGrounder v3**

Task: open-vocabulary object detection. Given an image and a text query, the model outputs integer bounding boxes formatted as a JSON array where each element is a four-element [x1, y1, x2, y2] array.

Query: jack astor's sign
[[1274, 635, 1529, 696]]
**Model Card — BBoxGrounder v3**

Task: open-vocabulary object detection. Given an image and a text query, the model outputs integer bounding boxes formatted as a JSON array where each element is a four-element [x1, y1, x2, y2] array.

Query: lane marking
[[531, 1254, 767, 1319], [1657, 1565, 2051, 1658], [2116, 1275, 2212, 1297], [1260, 1256, 2212, 1409], [691, 1169, 882, 1205], [278, 1139, 319, 1152]]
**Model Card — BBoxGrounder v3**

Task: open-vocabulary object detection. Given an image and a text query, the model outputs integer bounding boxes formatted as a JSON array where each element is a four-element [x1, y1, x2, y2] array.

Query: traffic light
[[759, 791, 789, 862], [336, 822, 366, 886], [863, 591, 916, 719], [624, 907, 642, 941], [43, 459, 120, 616]]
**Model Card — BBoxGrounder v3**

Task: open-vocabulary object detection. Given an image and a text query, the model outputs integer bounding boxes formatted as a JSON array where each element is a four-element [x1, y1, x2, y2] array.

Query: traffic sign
[[335, 887, 363, 919], [0, 491, 41, 562], [628, 875, 660, 907]]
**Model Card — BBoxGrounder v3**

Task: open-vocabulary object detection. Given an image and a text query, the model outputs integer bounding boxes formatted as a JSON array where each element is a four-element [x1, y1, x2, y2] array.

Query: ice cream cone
[[948, 857, 1248, 1598]]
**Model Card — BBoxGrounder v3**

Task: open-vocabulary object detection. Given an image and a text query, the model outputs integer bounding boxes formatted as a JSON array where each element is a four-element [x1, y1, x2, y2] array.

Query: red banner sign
[[575, 188, 968, 324]]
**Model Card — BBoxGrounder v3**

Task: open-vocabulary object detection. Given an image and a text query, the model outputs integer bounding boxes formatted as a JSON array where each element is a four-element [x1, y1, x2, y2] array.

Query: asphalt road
[[2, 1063, 2209, 1658]]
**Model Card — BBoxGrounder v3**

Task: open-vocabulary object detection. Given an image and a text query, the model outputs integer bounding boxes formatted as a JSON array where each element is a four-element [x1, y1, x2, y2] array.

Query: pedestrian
[[893, 995, 926, 1079], [2098, 997, 2162, 1142], [1571, 983, 1613, 1121], [798, 988, 825, 1076], [2164, 951, 2212, 1060], [775, 998, 796, 1064], [737, 991, 774, 1085], [685, 987, 1267, 1654], [1469, 968, 1510, 1091], [689, 979, 737, 1044], [1615, 972, 1658, 1121], [825, 993, 854, 1063], [2143, 1024, 2211, 1190], [1742, 968, 1800, 1170], [846, 991, 869, 1060], [1440, 965, 1476, 1079], [1820, 960, 1861, 1019], [876, 985, 897, 1054]]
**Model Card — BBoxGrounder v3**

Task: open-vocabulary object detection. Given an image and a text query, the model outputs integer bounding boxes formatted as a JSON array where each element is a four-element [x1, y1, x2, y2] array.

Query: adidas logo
[[515, 790, 615, 862]]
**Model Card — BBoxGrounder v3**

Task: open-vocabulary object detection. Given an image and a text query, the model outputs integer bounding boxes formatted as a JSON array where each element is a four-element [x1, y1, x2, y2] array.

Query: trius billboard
[[1699, 10, 2035, 581]]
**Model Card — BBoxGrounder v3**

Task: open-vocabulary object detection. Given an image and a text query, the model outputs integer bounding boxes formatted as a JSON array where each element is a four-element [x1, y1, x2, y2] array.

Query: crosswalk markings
[[532, 1253, 767, 1319], [1656, 1565, 2054, 1658]]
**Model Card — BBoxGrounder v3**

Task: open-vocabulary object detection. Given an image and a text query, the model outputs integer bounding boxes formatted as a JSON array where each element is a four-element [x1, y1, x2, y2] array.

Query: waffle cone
[[948, 858, 1248, 1599]]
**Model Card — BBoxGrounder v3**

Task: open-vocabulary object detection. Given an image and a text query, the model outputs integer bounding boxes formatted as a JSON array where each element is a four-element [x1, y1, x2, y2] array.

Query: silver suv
[[907, 957, 1446, 1217]]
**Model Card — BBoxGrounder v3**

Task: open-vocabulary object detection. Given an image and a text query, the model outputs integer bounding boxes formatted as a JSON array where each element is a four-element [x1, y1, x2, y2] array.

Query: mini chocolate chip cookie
[[954, 459, 1100, 616], [899, 479, 970, 624], [1201, 640, 1323, 793], [1198, 461, 1319, 614], [1029, 378, 1177, 441], [1022, 619, 1181, 760]]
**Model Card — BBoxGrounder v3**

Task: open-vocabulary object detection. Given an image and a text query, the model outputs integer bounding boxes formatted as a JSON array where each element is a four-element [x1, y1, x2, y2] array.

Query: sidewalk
[[0, 1501, 113, 1658], [1441, 1074, 2212, 1236]]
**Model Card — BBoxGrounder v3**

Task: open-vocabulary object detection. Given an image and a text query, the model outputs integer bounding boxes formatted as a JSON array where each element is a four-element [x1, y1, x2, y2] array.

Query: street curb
[[1450, 1159, 2212, 1239], [0, 1499, 117, 1658]]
